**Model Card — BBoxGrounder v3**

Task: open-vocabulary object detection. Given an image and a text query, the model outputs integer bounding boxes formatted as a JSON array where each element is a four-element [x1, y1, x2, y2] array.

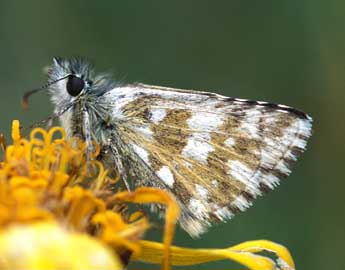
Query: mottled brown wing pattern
[[112, 84, 312, 237]]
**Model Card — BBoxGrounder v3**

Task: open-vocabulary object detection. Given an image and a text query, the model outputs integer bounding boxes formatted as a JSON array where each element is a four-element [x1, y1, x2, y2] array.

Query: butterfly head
[[46, 57, 94, 108]]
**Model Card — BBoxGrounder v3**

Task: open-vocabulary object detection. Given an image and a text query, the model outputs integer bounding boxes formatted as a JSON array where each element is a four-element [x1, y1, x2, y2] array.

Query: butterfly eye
[[66, 75, 85, 96]]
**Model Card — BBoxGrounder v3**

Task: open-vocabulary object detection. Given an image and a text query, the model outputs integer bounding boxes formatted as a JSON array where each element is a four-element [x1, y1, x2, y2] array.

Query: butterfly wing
[[103, 83, 312, 237]]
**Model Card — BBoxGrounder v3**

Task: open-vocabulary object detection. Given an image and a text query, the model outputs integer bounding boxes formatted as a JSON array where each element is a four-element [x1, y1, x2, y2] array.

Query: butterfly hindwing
[[103, 84, 312, 237]]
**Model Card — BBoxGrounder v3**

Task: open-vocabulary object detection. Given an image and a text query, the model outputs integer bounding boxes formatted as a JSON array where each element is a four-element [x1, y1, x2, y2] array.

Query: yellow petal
[[63, 186, 106, 230], [92, 211, 146, 254], [134, 240, 295, 270], [111, 187, 180, 270], [229, 240, 295, 269], [11, 120, 20, 145]]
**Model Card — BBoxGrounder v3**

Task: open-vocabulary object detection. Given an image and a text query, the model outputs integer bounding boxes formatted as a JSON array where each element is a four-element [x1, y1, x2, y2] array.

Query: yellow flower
[[0, 120, 296, 270], [0, 222, 121, 270]]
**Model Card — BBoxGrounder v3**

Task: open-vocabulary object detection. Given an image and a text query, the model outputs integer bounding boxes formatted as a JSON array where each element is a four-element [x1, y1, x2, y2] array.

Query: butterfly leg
[[99, 139, 132, 192], [122, 174, 131, 192], [111, 146, 132, 192], [45, 117, 54, 130], [82, 109, 94, 158]]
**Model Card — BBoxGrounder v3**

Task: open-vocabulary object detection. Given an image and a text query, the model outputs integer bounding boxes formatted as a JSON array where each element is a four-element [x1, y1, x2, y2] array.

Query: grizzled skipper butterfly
[[24, 57, 312, 237]]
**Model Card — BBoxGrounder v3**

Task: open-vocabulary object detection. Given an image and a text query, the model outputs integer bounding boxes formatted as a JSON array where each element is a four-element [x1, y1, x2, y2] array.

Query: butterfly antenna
[[21, 75, 70, 110], [19, 103, 73, 135], [22, 88, 45, 110]]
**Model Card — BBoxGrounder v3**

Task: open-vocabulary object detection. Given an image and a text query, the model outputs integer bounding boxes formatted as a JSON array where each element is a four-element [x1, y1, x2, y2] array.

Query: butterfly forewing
[[103, 84, 312, 237]]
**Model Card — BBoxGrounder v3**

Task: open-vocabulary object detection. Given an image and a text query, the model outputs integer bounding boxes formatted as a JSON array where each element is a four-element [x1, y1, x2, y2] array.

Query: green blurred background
[[0, 1, 344, 269]]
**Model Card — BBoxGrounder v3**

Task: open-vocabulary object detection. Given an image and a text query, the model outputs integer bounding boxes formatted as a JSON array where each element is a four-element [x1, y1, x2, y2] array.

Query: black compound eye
[[66, 75, 85, 96]]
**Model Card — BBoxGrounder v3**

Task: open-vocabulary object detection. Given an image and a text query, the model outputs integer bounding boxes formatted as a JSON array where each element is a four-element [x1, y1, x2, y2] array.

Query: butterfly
[[27, 57, 312, 237]]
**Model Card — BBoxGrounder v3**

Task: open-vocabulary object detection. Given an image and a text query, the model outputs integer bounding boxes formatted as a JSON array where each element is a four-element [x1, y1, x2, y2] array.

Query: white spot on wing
[[182, 111, 222, 165], [292, 136, 307, 149], [195, 184, 208, 198], [266, 173, 280, 188], [228, 160, 260, 195], [296, 117, 313, 138], [156, 166, 174, 187], [261, 119, 303, 170], [232, 194, 252, 211], [277, 104, 290, 109], [133, 125, 153, 139], [214, 206, 234, 220], [228, 160, 254, 184], [255, 116, 312, 189], [182, 134, 214, 164], [275, 160, 290, 174], [181, 219, 206, 238], [104, 87, 140, 120], [234, 98, 248, 102], [250, 170, 279, 190], [132, 144, 150, 165], [238, 120, 260, 138], [257, 101, 268, 105], [150, 108, 166, 124], [188, 198, 208, 219], [211, 180, 218, 188], [187, 112, 224, 131], [224, 137, 235, 147]]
